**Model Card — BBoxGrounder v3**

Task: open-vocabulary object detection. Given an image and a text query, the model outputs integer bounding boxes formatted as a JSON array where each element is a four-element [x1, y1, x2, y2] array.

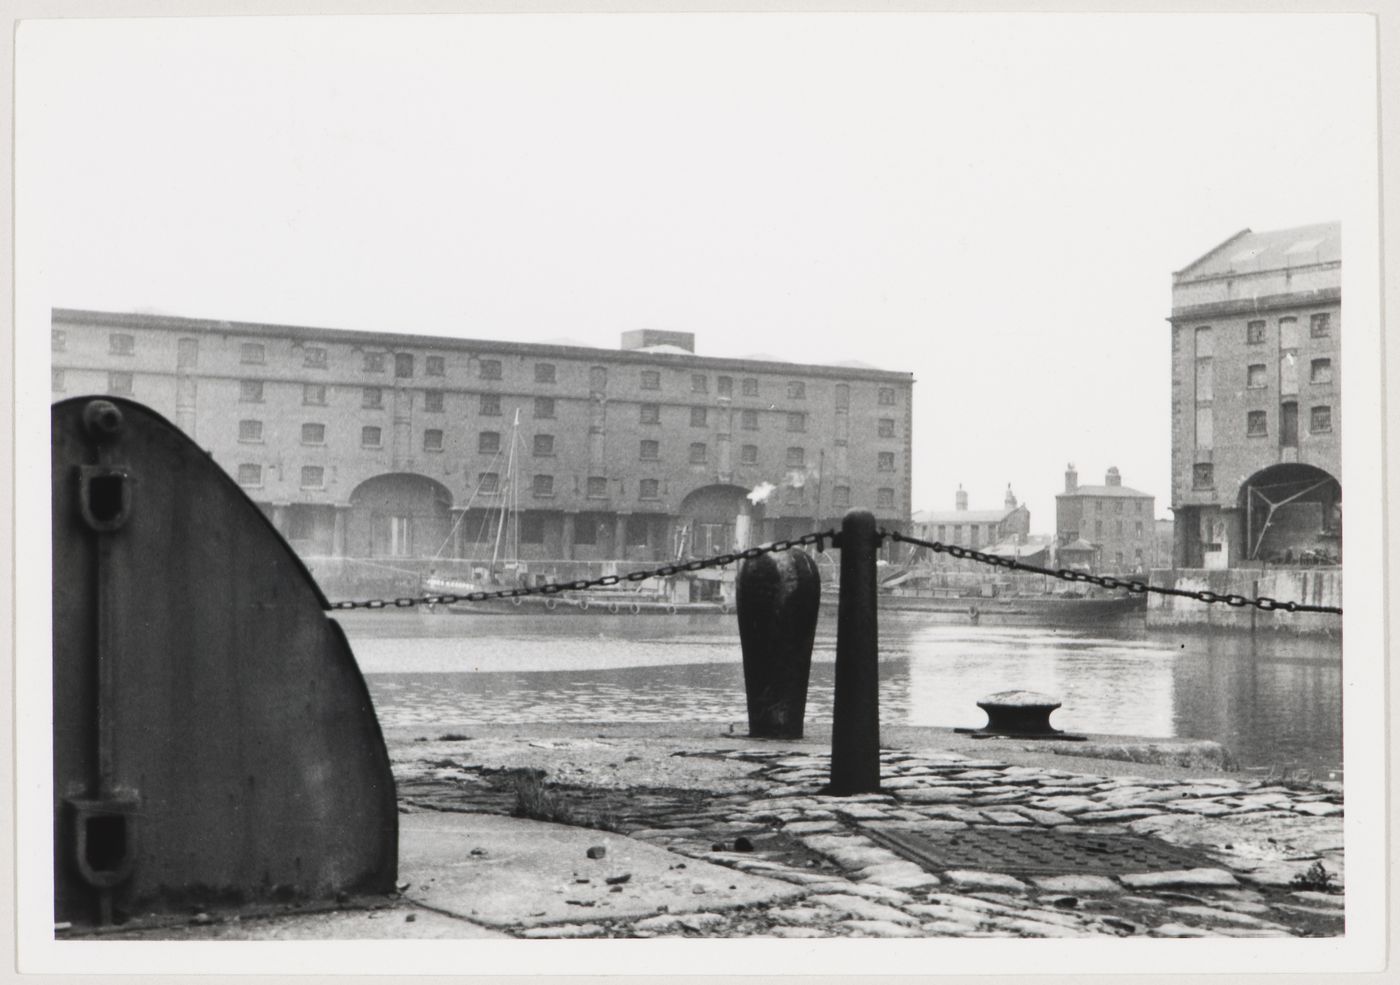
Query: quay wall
[[1146, 567, 1341, 635]]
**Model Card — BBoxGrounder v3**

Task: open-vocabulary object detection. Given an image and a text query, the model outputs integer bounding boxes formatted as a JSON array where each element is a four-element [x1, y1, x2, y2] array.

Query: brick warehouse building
[[1168, 223, 1340, 569], [50, 310, 914, 565]]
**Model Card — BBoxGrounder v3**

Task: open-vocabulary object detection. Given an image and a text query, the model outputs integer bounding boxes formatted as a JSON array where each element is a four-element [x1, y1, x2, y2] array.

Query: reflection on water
[[341, 610, 1342, 774]]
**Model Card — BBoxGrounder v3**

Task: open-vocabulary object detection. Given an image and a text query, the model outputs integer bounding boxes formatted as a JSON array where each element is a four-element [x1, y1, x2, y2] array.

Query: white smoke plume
[[747, 481, 776, 504]]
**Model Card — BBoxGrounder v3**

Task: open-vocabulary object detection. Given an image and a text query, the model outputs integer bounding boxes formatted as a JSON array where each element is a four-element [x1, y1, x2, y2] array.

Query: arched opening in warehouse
[[347, 473, 454, 558], [676, 484, 755, 557], [1237, 463, 1341, 565]]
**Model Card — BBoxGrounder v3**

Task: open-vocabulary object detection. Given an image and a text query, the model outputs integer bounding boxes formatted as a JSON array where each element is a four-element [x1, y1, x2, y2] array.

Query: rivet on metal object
[[954, 689, 1087, 741], [82, 399, 126, 442]]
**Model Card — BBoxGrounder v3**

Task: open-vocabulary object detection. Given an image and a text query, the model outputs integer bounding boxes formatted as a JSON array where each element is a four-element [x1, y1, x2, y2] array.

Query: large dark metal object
[[828, 509, 881, 794], [954, 689, 1087, 741], [735, 547, 820, 739], [52, 397, 397, 926]]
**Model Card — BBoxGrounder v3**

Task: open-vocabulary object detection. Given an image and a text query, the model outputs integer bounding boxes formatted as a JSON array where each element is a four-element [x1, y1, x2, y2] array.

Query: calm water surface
[[340, 610, 1342, 775]]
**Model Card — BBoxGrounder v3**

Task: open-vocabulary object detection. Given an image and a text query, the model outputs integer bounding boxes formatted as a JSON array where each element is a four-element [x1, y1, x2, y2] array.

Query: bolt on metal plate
[[859, 825, 1215, 875]]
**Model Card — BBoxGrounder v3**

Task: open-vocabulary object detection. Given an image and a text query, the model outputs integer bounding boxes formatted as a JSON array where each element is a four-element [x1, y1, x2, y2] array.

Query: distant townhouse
[[1055, 465, 1155, 574]]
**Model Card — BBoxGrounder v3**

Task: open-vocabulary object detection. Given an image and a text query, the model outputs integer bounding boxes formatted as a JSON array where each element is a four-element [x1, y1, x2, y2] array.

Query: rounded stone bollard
[[735, 548, 821, 739]]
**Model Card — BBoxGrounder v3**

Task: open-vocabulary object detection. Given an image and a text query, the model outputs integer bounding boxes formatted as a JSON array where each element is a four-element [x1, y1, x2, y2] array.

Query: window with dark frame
[[787, 412, 806, 432], [1310, 312, 1332, 338], [363, 387, 383, 409], [740, 409, 758, 430], [240, 380, 264, 403], [423, 429, 444, 451], [395, 353, 414, 378], [785, 446, 805, 468], [533, 474, 554, 497], [533, 434, 555, 456], [303, 383, 327, 406], [361, 426, 382, 447], [424, 390, 445, 413], [877, 451, 895, 471], [878, 387, 896, 406], [1310, 359, 1332, 385], [640, 403, 660, 425], [237, 464, 262, 486], [1192, 463, 1214, 488], [1310, 405, 1332, 432], [304, 346, 327, 369], [478, 472, 499, 493], [691, 407, 707, 427], [1246, 320, 1266, 344], [480, 393, 501, 416], [641, 370, 660, 390], [479, 431, 501, 454], [586, 476, 608, 498], [717, 376, 733, 396], [740, 444, 758, 464], [363, 352, 385, 373], [878, 418, 895, 437], [1247, 364, 1267, 388], [239, 420, 263, 442], [301, 423, 326, 444], [535, 396, 556, 419], [426, 355, 445, 376], [241, 342, 265, 364], [479, 358, 502, 380], [787, 381, 805, 399], [640, 478, 660, 499], [689, 442, 707, 464], [741, 378, 758, 397], [109, 333, 135, 355], [300, 466, 324, 489], [535, 363, 556, 384], [877, 487, 894, 508], [640, 439, 659, 460]]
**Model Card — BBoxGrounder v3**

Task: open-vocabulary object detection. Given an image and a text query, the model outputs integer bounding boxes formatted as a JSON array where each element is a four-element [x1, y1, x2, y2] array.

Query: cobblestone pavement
[[395, 743, 1345, 940]]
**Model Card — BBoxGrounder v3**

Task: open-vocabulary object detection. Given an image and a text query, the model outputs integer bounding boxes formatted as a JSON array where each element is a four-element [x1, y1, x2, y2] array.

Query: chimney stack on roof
[[1106, 466, 1122, 487], [955, 485, 968, 511], [1005, 484, 1017, 510], [620, 329, 696, 353], [1065, 464, 1078, 493]]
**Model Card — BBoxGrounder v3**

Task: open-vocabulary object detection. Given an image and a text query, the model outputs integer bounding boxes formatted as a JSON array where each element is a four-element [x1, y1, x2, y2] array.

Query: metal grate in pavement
[[860, 825, 1215, 876]]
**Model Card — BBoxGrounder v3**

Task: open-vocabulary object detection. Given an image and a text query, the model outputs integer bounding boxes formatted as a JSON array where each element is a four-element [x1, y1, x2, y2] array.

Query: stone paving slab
[[399, 811, 802, 928]]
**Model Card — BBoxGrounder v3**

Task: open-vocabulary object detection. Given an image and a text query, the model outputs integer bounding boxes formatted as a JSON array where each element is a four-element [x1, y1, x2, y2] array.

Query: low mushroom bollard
[[956, 689, 1086, 741]]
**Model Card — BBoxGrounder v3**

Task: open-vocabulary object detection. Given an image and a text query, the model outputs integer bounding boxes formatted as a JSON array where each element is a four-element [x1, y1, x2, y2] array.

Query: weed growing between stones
[[1289, 861, 1338, 893], [511, 773, 623, 832]]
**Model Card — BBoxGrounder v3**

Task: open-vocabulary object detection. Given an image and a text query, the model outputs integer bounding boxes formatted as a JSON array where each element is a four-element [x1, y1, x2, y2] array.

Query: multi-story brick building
[[1168, 223, 1341, 569], [1055, 465, 1156, 574], [50, 310, 914, 563], [910, 485, 1031, 568]]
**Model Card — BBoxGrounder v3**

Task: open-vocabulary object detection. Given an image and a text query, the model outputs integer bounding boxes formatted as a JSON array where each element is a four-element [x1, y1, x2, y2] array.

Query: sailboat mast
[[490, 408, 519, 579]]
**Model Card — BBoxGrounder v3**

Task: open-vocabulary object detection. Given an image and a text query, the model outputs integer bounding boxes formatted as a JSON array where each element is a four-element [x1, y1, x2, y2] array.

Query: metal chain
[[882, 530, 1342, 616], [327, 530, 839, 611]]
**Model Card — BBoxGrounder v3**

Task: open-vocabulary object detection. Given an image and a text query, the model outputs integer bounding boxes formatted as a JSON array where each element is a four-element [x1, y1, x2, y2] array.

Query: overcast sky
[[19, 13, 1377, 526]]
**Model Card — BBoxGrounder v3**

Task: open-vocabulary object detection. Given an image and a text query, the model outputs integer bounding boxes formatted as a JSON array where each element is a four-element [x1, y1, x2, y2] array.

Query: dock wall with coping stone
[[1145, 568, 1341, 634]]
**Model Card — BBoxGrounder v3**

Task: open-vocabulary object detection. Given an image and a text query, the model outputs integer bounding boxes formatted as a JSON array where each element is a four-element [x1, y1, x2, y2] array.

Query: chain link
[[882, 530, 1342, 616], [327, 530, 837, 611]]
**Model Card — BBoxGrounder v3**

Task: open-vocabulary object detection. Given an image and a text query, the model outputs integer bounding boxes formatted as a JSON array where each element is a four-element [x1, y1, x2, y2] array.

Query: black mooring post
[[829, 508, 881, 794], [736, 548, 821, 739]]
